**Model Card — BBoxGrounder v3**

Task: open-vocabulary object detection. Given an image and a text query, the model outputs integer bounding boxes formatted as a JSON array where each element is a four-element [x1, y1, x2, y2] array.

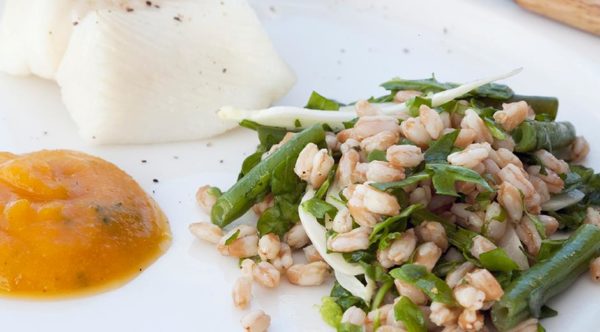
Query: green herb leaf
[[526, 212, 548, 240], [305, 91, 341, 111], [330, 281, 368, 312], [314, 167, 336, 200], [257, 192, 303, 237], [390, 264, 456, 305], [406, 96, 432, 117], [369, 204, 424, 244], [381, 77, 453, 93], [301, 197, 338, 220], [432, 259, 465, 278], [270, 154, 303, 195], [371, 172, 431, 192], [320, 297, 343, 328], [479, 248, 519, 273], [224, 229, 240, 245], [394, 296, 427, 332], [238, 149, 265, 179], [240, 119, 289, 149], [426, 163, 494, 197], [537, 239, 566, 261], [439, 100, 469, 114], [343, 250, 376, 264], [367, 149, 387, 162], [380, 77, 513, 100], [378, 232, 402, 250], [368, 94, 395, 103], [424, 130, 460, 163], [445, 225, 478, 254], [343, 118, 358, 129], [483, 117, 507, 140], [361, 262, 393, 283], [371, 280, 394, 310], [473, 83, 514, 99]]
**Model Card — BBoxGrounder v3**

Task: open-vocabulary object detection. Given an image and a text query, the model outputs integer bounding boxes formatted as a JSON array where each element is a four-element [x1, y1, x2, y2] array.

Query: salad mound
[[191, 70, 600, 332]]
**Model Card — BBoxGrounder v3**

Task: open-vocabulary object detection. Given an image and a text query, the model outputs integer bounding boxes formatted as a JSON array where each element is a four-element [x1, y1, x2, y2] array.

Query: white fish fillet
[[0, 0, 295, 143], [0, 0, 75, 79], [55, 0, 295, 143], [0, 0, 151, 79]]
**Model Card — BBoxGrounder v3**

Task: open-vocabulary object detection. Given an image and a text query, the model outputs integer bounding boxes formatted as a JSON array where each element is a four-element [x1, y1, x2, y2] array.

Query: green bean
[[491, 224, 600, 331], [479, 95, 558, 120], [211, 124, 325, 227], [512, 120, 575, 153], [512, 95, 558, 120]]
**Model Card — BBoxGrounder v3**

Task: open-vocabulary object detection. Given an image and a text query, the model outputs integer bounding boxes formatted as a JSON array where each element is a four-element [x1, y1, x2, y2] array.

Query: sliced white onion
[[335, 270, 376, 303], [498, 224, 529, 270], [218, 68, 523, 129], [430, 67, 522, 106], [541, 189, 586, 212], [298, 188, 364, 276]]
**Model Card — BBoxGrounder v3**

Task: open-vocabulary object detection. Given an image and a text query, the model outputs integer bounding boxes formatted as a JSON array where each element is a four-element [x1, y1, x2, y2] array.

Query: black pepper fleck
[[73, 21, 79, 26], [402, 48, 410, 54], [153, 179, 159, 183], [126, 7, 134, 12], [219, 160, 224, 164], [141, 160, 147, 163], [146, 1, 152, 6], [222, 68, 227, 73], [173, 156, 179, 160], [174, 15, 182, 21]]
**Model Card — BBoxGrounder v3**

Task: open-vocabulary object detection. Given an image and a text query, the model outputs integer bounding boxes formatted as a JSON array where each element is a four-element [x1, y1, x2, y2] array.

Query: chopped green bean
[[211, 125, 325, 227], [491, 224, 600, 331]]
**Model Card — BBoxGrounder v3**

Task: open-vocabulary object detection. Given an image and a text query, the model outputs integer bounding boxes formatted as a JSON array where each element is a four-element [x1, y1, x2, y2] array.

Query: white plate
[[0, 0, 599, 331]]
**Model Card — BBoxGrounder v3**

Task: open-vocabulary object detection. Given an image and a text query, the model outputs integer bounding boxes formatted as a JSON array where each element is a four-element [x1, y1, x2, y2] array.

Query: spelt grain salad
[[189, 69, 600, 332]]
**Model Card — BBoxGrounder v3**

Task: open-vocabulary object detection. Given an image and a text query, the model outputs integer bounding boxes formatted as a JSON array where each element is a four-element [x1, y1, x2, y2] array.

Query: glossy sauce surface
[[0, 150, 170, 297]]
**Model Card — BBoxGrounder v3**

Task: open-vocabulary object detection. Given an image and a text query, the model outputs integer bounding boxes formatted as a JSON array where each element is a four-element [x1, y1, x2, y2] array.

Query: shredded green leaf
[[390, 264, 456, 305], [483, 117, 507, 140], [330, 281, 368, 312], [301, 197, 338, 220], [369, 204, 424, 244], [224, 229, 240, 245], [320, 297, 343, 328], [424, 130, 460, 163], [426, 163, 494, 197], [479, 248, 519, 272], [406, 96, 432, 117], [394, 296, 427, 332], [305, 91, 341, 111], [371, 172, 431, 192], [367, 149, 387, 162]]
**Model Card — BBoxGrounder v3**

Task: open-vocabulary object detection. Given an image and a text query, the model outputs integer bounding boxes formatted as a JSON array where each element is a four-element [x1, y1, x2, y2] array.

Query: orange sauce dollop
[[0, 150, 170, 297]]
